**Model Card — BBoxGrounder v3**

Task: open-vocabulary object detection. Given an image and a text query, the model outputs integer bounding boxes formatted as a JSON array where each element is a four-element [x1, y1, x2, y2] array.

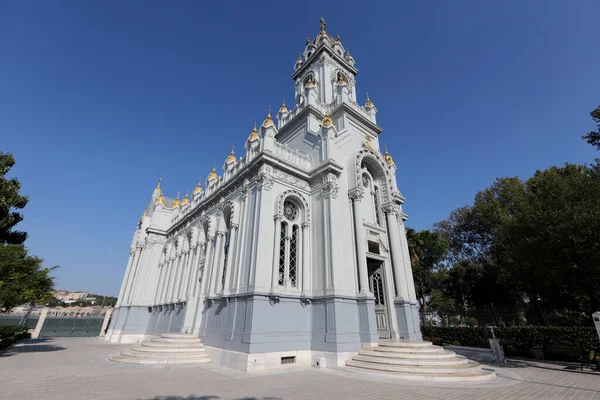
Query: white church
[[106, 18, 494, 380]]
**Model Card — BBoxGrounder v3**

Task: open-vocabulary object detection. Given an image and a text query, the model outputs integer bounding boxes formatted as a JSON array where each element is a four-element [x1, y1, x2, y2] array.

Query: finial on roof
[[279, 97, 288, 113], [181, 191, 190, 205], [172, 192, 181, 208], [384, 144, 394, 165], [365, 92, 374, 108], [155, 178, 162, 190], [319, 15, 326, 33], [193, 179, 203, 196], [248, 120, 260, 142], [207, 164, 218, 181], [226, 143, 237, 164], [262, 106, 274, 127]]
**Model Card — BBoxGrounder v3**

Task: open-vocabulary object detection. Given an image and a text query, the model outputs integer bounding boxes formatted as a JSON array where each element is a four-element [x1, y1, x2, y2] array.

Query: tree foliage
[[0, 152, 29, 245], [582, 104, 600, 150], [406, 229, 448, 313], [435, 163, 600, 315], [0, 244, 56, 311]]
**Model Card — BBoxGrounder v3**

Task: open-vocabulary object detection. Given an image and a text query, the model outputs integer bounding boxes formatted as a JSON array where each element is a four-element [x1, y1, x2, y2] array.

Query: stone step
[[366, 349, 457, 359], [377, 340, 434, 348], [354, 353, 468, 366], [371, 345, 445, 353], [141, 341, 205, 349], [151, 337, 202, 344], [160, 333, 198, 339], [120, 349, 209, 360], [131, 344, 207, 353], [110, 354, 211, 365], [346, 359, 483, 374], [344, 365, 496, 382]]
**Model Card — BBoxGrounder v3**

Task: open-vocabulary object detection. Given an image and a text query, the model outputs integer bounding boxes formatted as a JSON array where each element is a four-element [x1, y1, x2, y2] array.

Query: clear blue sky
[[1, 1, 598, 296]]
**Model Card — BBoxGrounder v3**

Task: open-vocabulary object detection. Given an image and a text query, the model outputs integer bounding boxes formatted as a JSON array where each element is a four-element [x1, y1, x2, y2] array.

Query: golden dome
[[322, 112, 333, 127], [364, 134, 373, 151], [365, 92, 374, 108], [384, 145, 394, 165], [181, 191, 190, 206], [279, 101, 288, 114], [225, 144, 237, 164], [207, 165, 218, 181], [193, 180, 203, 196], [172, 192, 181, 208], [155, 191, 165, 206], [248, 120, 260, 142], [306, 77, 314, 88], [262, 106, 274, 127]]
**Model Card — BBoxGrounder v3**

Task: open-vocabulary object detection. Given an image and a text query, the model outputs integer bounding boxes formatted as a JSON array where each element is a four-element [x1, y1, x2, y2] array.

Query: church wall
[[145, 303, 186, 335]]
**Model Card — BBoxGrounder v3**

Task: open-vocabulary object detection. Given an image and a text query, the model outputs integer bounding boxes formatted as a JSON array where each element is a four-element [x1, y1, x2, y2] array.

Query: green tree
[[582, 104, 600, 150], [0, 244, 56, 311], [409, 230, 449, 314], [436, 163, 600, 315], [0, 153, 29, 245]]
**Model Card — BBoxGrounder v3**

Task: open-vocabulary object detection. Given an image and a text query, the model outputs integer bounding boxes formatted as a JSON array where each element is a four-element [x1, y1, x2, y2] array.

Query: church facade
[[105, 19, 421, 371]]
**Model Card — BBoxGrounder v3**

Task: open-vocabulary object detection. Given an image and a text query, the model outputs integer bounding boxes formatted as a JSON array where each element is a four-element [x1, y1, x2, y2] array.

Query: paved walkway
[[1, 338, 600, 400]]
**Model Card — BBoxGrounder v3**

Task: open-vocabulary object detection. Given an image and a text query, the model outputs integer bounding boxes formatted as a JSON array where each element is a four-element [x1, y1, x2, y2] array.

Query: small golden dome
[[279, 102, 288, 114], [225, 144, 236, 164], [193, 180, 203, 196], [262, 106, 274, 127], [207, 165, 218, 181], [172, 192, 181, 208], [365, 92, 374, 108], [155, 191, 165, 206], [364, 134, 373, 151], [181, 191, 190, 206], [248, 120, 260, 142], [306, 78, 314, 88], [384, 145, 394, 165], [322, 112, 333, 127]]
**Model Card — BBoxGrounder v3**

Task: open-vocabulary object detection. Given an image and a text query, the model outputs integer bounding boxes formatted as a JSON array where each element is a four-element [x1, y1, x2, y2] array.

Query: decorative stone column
[[384, 204, 420, 340], [270, 214, 283, 293], [349, 188, 369, 294], [116, 250, 135, 306], [300, 222, 310, 296], [349, 187, 379, 347], [222, 223, 238, 296], [124, 247, 143, 305], [210, 231, 226, 296]]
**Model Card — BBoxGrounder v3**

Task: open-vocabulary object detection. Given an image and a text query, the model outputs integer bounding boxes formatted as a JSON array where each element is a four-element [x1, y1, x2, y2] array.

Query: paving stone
[[1, 338, 599, 400]]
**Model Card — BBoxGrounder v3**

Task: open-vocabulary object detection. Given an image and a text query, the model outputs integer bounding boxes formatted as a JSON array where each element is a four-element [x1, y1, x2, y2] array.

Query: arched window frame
[[361, 169, 382, 226], [277, 198, 303, 291]]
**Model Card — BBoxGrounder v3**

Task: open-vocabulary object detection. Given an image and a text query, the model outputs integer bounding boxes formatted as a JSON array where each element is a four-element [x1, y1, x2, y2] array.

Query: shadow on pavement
[[0, 338, 66, 357]]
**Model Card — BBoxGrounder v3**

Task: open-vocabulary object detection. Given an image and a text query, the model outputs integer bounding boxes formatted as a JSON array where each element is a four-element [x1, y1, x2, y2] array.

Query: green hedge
[[0, 325, 29, 340], [421, 326, 600, 353]]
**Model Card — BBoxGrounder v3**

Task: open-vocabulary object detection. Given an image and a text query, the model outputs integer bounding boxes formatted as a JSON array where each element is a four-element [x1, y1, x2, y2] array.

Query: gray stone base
[[393, 299, 422, 340]]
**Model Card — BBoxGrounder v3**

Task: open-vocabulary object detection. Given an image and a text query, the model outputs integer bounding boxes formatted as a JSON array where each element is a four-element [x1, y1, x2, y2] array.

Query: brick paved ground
[[1, 338, 599, 400]]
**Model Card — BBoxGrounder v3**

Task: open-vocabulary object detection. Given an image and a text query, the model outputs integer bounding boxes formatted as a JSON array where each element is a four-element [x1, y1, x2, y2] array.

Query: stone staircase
[[346, 340, 495, 381], [109, 333, 211, 365]]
